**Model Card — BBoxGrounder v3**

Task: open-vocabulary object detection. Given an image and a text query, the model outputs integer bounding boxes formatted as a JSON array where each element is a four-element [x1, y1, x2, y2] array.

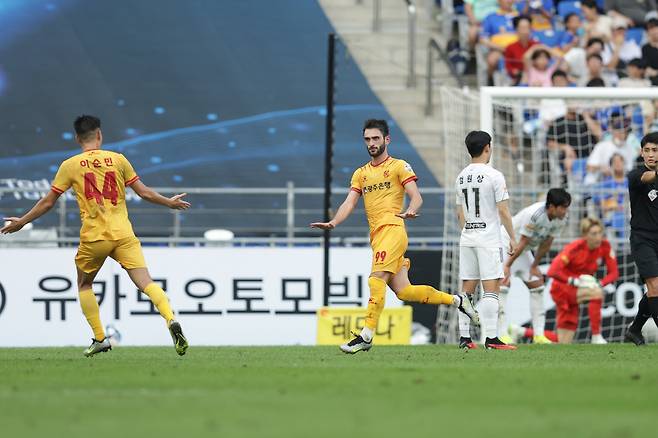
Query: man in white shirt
[[586, 116, 640, 184], [499, 189, 571, 344], [456, 131, 518, 350]]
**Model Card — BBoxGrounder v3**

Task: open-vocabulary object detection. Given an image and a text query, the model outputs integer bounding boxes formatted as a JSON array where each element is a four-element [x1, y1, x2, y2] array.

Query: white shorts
[[503, 249, 538, 283], [459, 246, 504, 281]]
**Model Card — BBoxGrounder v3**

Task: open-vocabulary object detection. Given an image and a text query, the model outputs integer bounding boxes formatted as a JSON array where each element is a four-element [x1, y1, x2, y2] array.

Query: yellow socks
[[365, 277, 387, 330], [79, 288, 105, 340], [143, 282, 175, 323], [396, 284, 455, 305]]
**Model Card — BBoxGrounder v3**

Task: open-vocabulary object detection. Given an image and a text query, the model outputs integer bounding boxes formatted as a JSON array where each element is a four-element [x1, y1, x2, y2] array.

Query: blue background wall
[[0, 0, 438, 236]]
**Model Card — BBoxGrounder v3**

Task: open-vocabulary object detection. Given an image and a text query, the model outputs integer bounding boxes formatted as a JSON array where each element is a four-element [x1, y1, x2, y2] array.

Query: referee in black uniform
[[626, 132, 658, 346]]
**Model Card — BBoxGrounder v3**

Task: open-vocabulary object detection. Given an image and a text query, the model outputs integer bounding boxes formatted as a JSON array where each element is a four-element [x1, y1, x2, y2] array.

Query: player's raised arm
[[310, 189, 360, 230], [396, 180, 421, 219], [1, 190, 62, 234], [129, 180, 190, 210]]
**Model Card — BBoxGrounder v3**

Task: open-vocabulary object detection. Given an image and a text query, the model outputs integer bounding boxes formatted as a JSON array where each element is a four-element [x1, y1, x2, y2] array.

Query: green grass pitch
[[0, 345, 656, 438]]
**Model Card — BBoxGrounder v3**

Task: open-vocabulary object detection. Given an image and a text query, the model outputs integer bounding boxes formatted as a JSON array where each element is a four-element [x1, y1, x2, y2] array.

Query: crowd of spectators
[[453, 0, 658, 239]]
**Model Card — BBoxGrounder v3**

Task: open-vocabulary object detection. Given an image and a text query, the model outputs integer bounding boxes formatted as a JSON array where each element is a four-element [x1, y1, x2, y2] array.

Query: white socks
[[458, 293, 472, 338], [529, 286, 545, 337], [360, 326, 374, 342], [479, 292, 499, 340], [497, 287, 509, 338]]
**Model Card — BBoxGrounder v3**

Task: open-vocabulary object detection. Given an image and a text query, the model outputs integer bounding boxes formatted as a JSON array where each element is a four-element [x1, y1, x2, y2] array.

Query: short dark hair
[[586, 53, 603, 63], [586, 37, 604, 49], [551, 69, 568, 81], [531, 49, 551, 61], [646, 18, 658, 29], [581, 0, 598, 10], [363, 119, 389, 137], [513, 15, 531, 29], [609, 153, 625, 166], [641, 132, 658, 147], [564, 12, 580, 24], [546, 188, 571, 208], [464, 130, 491, 157], [628, 58, 646, 69], [74, 115, 101, 142]]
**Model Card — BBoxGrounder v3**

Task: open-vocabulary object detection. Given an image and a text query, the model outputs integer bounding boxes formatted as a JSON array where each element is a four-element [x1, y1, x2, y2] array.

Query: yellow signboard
[[316, 306, 412, 345]]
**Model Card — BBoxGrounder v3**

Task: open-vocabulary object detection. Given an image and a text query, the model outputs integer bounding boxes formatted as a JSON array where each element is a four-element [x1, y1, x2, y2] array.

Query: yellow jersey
[[349, 156, 417, 236], [51, 149, 140, 242]]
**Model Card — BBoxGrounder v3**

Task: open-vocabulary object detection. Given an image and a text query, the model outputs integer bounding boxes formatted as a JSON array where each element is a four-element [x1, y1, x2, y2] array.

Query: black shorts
[[630, 232, 658, 280]]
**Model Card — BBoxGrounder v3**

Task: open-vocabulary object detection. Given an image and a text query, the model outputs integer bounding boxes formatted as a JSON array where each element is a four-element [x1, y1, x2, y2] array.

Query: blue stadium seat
[[532, 29, 563, 47], [557, 1, 583, 19], [625, 27, 645, 45], [570, 157, 588, 185]]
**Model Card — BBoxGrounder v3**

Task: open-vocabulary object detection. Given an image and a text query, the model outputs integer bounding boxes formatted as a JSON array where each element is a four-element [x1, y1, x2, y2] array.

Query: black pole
[[323, 33, 336, 307]]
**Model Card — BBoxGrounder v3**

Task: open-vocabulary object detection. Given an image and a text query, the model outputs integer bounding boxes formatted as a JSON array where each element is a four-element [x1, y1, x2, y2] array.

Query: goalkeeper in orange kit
[[547, 217, 619, 344], [1, 115, 190, 357]]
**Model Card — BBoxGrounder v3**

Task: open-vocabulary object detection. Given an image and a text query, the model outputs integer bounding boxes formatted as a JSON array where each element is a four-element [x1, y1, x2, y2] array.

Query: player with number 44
[[0, 115, 191, 357]]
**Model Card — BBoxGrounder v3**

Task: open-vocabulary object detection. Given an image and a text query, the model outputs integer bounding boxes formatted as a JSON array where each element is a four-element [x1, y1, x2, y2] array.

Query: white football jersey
[[456, 163, 509, 248], [503, 201, 566, 252]]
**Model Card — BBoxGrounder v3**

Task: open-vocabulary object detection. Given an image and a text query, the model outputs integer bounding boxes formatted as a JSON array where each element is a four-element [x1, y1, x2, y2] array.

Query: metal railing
[[405, 0, 417, 88], [372, 0, 382, 31], [0, 185, 447, 245], [425, 37, 465, 116], [367, 0, 417, 88]]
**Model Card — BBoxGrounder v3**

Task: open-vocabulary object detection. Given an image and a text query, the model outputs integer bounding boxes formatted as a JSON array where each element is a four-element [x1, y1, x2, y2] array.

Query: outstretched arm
[[310, 190, 360, 230], [129, 180, 190, 210], [1, 190, 61, 234]]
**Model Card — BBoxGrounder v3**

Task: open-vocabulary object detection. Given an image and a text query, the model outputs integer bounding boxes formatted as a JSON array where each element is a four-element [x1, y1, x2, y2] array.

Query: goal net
[[436, 86, 658, 344]]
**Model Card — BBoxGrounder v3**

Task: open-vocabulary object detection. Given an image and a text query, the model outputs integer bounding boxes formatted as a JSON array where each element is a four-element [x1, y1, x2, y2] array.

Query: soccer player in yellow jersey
[[311, 119, 480, 353], [1, 115, 190, 357]]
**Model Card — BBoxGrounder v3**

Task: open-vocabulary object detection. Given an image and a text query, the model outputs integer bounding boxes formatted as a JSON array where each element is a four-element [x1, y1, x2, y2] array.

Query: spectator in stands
[[602, 17, 642, 70], [592, 153, 629, 240], [547, 106, 601, 160], [504, 15, 537, 82], [559, 13, 584, 54], [517, 0, 554, 31], [537, 70, 571, 126], [578, 53, 618, 86], [551, 68, 572, 86], [619, 58, 651, 87], [522, 45, 564, 86], [606, 0, 657, 28], [642, 18, 658, 83], [586, 116, 639, 184], [464, 0, 500, 49], [564, 37, 605, 81], [582, 0, 613, 42], [480, 0, 519, 82]]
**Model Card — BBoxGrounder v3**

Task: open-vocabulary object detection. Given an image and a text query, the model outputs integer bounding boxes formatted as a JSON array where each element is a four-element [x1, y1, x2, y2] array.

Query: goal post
[[437, 86, 658, 344]]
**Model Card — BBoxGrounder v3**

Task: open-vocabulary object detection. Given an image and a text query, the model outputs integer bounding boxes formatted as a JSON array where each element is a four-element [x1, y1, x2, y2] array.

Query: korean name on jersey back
[[456, 163, 509, 248]]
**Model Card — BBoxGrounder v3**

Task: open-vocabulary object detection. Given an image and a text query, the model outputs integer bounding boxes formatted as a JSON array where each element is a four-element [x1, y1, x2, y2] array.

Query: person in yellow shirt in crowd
[[1, 115, 190, 357], [311, 119, 480, 353]]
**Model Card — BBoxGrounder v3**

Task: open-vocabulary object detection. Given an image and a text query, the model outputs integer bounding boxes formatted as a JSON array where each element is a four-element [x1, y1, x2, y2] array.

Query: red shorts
[[550, 282, 579, 331]]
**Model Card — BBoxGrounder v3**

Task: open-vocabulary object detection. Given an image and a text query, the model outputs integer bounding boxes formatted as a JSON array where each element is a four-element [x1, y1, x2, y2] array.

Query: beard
[[368, 144, 386, 157]]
